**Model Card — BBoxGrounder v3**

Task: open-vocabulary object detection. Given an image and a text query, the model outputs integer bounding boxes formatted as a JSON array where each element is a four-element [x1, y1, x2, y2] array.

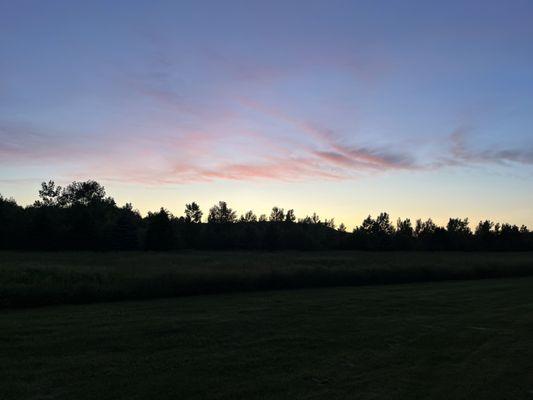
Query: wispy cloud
[[2, 103, 532, 186], [239, 98, 417, 171], [0, 122, 81, 162], [450, 127, 533, 166]]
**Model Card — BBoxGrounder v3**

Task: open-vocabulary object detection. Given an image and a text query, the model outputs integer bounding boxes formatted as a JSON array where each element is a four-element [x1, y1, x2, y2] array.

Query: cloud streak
[[2, 104, 532, 186], [450, 127, 533, 166]]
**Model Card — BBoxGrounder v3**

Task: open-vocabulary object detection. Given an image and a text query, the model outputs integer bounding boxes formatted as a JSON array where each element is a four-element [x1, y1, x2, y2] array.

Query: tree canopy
[[1, 180, 532, 251]]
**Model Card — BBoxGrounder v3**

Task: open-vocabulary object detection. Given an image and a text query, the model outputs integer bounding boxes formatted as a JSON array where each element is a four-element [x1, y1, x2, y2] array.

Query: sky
[[1, 0, 532, 228]]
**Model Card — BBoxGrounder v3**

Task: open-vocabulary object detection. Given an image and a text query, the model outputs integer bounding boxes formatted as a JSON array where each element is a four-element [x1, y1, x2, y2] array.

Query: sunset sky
[[1, 0, 532, 228]]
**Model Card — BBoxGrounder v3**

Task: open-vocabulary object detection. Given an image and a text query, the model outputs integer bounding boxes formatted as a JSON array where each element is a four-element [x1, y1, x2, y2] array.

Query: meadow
[[2, 251, 533, 307], [2, 277, 533, 399]]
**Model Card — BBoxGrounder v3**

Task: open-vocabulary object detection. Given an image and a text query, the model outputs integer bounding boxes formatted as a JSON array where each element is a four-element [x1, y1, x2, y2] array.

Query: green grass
[[2, 277, 533, 399], [2, 251, 533, 307]]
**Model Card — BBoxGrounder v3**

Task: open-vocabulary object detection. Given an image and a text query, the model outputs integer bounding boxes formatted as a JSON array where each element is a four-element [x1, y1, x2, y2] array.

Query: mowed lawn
[[2, 277, 533, 400]]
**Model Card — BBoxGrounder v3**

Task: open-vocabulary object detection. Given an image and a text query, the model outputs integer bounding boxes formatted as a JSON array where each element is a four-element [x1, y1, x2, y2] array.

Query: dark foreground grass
[[2, 251, 533, 307], [1, 277, 533, 399]]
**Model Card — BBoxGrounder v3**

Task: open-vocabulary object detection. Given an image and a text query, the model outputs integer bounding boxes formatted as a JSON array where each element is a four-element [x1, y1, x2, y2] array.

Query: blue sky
[[1, 0, 532, 227]]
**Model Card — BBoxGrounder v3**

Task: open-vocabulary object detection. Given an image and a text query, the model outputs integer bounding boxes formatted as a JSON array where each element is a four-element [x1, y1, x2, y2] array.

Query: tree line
[[1, 180, 532, 251]]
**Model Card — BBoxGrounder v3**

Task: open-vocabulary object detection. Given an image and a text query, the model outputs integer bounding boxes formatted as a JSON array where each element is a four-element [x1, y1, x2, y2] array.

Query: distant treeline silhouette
[[1, 180, 532, 251]]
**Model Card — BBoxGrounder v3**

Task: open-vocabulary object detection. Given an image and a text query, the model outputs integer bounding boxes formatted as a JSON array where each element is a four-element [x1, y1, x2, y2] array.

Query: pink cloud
[[200, 157, 344, 182], [3, 110, 532, 187]]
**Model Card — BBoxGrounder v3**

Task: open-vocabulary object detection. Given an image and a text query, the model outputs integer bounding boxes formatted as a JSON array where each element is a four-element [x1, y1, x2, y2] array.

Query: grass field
[[2, 277, 533, 399], [2, 251, 533, 307]]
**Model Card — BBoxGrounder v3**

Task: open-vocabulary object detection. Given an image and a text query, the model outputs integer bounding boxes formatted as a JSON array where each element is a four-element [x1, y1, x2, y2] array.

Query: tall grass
[[1, 251, 533, 308]]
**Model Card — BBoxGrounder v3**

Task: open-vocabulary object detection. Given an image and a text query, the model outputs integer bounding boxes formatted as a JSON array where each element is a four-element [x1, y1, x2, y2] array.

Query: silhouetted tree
[[299, 213, 321, 224], [184, 202, 202, 223], [415, 218, 436, 237], [447, 218, 471, 235], [208, 201, 236, 224], [395, 218, 414, 249], [145, 208, 174, 250], [446, 218, 471, 249], [1, 179, 532, 252], [36, 180, 62, 206], [396, 218, 413, 236], [270, 207, 285, 222], [111, 203, 141, 250], [475, 220, 494, 236], [324, 218, 335, 229], [59, 180, 111, 207], [498, 223, 523, 250], [285, 209, 296, 223], [298, 216, 312, 224], [0, 195, 26, 249], [414, 219, 438, 249], [240, 210, 257, 222], [354, 213, 394, 249]]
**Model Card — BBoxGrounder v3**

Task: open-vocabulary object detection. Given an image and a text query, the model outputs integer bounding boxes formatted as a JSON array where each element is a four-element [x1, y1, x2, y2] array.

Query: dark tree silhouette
[[446, 218, 471, 249], [299, 213, 321, 224], [1, 179, 532, 252], [240, 210, 257, 222], [324, 218, 335, 229], [208, 201, 237, 224], [59, 180, 110, 207], [145, 208, 175, 250], [270, 207, 285, 222], [396, 218, 413, 236], [395, 218, 414, 249], [475, 220, 494, 236], [36, 180, 62, 206], [0, 195, 25, 249], [185, 202, 203, 223], [285, 209, 296, 223], [415, 218, 436, 237], [354, 213, 395, 249], [111, 203, 141, 250]]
